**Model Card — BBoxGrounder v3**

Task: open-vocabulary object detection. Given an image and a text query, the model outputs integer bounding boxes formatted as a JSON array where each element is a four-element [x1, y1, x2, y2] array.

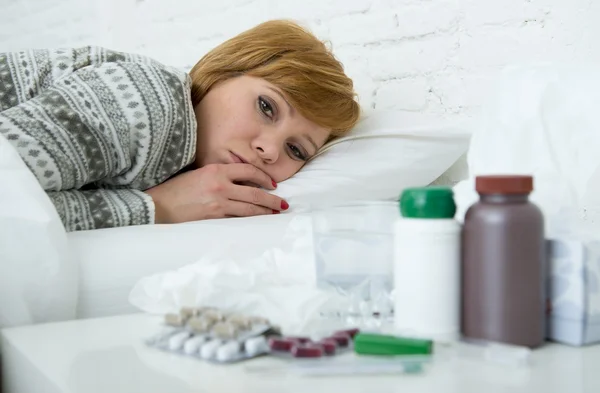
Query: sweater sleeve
[[0, 51, 197, 232], [0, 46, 159, 112], [46, 188, 154, 232]]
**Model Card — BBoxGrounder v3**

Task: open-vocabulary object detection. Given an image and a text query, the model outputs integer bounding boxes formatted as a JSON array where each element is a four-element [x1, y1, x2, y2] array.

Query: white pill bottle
[[393, 187, 461, 342]]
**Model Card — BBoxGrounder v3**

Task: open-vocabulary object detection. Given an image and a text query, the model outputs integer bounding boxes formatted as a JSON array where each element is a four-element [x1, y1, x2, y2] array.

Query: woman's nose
[[252, 136, 280, 164]]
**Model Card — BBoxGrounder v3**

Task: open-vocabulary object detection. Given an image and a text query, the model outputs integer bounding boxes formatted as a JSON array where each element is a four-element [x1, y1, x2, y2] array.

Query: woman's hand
[[145, 163, 289, 224]]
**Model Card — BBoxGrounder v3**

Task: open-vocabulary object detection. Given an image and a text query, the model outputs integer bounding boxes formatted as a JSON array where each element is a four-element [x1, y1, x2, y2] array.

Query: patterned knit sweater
[[0, 46, 197, 232]]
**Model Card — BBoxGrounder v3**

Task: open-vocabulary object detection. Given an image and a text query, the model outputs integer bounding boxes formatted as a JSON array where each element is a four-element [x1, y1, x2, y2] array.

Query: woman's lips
[[230, 151, 247, 164]]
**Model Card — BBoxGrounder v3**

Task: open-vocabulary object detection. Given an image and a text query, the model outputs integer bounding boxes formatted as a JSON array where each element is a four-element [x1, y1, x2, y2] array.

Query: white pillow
[[273, 110, 471, 208], [0, 134, 78, 327]]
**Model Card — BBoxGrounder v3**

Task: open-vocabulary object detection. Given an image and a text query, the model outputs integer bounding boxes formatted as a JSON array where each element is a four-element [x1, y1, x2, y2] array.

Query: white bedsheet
[[70, 214, 298, 318]]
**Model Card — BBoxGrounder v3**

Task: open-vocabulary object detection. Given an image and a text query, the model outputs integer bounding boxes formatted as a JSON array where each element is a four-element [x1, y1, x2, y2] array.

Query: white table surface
[[2, 313, 600, 393]]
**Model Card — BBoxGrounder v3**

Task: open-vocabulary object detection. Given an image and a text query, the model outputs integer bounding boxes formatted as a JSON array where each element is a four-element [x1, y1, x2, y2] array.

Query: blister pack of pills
[[267, 328, 360, 358], [145, 307, 280, 363]]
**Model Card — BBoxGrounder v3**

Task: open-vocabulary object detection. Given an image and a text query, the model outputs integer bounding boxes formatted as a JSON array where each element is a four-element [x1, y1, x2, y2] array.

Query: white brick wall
[[1, 0, 599, 125]]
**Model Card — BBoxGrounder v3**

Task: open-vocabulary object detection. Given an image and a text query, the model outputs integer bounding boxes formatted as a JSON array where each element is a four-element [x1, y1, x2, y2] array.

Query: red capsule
[[286, 336, 312, 344], [318, 338, 337, 355], [329, 333, 351, 347], [268, 337, 295, 351], [333, 328, 360, 339], [291, 344, 323, 358]]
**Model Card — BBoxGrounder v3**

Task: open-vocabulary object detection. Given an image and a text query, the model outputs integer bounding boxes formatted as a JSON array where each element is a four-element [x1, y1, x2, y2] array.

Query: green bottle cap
[[399, 186, 456, 219], [353, 333, 433, 356]]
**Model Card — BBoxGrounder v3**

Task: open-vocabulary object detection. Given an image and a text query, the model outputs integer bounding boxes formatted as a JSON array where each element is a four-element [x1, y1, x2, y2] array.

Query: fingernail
[[281, 200, 289, 210], [272, 180, 277, 188], [272, 209, 280, 214]]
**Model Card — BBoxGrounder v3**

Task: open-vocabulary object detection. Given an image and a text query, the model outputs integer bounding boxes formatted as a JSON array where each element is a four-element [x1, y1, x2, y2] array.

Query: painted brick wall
[[1, 0, 599, 125]]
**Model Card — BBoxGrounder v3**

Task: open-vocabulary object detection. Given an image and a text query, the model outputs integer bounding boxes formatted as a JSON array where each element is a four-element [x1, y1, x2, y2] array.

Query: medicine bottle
[[461, 175, 545, 348], [394, 187, 460, 341]]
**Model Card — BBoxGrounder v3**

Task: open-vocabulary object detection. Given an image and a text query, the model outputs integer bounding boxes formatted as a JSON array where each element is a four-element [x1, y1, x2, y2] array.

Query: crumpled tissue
[[453, 64, 600, 238], [129, 216, 340, 334]]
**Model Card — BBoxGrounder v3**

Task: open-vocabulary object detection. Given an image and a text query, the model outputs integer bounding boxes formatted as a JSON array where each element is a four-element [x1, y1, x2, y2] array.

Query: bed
[[1, 110, 470, 327]]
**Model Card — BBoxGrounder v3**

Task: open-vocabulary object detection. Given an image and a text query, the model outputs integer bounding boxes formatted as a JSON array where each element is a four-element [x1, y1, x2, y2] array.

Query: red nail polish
[[281, 200, 289, 210], [272, 209, 280, 214], [272, 180, 277, 188]]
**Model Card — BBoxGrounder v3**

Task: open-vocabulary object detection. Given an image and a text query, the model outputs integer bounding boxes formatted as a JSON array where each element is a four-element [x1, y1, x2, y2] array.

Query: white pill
[[183, 335, 207, 355], [168, 331, 191, 351], [216, 341, 241, 362], [200, 339, 222, 360], [244, 336, 269, 357], [147, 329, 176, 345]]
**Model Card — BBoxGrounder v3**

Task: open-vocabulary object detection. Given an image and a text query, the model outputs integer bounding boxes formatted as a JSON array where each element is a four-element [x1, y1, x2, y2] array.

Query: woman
[[0, 20, 360, 232]]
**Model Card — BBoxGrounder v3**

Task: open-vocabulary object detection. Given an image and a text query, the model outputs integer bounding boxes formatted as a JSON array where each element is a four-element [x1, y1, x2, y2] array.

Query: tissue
[[129, 216, 335, 334], [453, 64, 600, 238]]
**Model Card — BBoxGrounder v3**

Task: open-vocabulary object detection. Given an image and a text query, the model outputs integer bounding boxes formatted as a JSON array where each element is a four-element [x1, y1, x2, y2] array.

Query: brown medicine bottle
[[461, 175, 545, 348]]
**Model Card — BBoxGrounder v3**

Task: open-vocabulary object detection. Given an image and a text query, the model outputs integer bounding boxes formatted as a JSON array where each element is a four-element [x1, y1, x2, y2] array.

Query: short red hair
[[189, 19, 361, 139]]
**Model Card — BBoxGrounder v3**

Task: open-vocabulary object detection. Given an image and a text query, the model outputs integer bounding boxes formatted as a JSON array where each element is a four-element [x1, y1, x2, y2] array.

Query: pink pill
[[268, 337, 294, 351], [329, 333, 351, 347], [318, 339, 337, 355], [334, 328, 360, 339], [291, 344, 323, 358]]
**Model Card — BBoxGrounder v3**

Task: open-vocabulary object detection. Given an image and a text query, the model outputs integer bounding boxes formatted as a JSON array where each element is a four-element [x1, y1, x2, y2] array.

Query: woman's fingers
[[145, 164, 287, 224], [222, 164, 289, 211], [225, 163, 276, 190], [228, 183, 288, 212], [224, 200, 277, 217]]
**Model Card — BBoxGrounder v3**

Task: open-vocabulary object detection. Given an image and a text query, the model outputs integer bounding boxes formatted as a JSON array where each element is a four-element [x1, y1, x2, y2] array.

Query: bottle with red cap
[[461, 175, 545, 348]]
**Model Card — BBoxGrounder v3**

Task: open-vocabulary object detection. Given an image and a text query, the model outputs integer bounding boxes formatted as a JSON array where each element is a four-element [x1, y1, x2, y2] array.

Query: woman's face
[[194, 75, 330, 182]]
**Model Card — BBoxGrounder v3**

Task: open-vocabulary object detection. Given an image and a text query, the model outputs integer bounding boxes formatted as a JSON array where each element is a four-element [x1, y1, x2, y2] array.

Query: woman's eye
[[258, 96, 274, 118], [287, 143, 307, 161]]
